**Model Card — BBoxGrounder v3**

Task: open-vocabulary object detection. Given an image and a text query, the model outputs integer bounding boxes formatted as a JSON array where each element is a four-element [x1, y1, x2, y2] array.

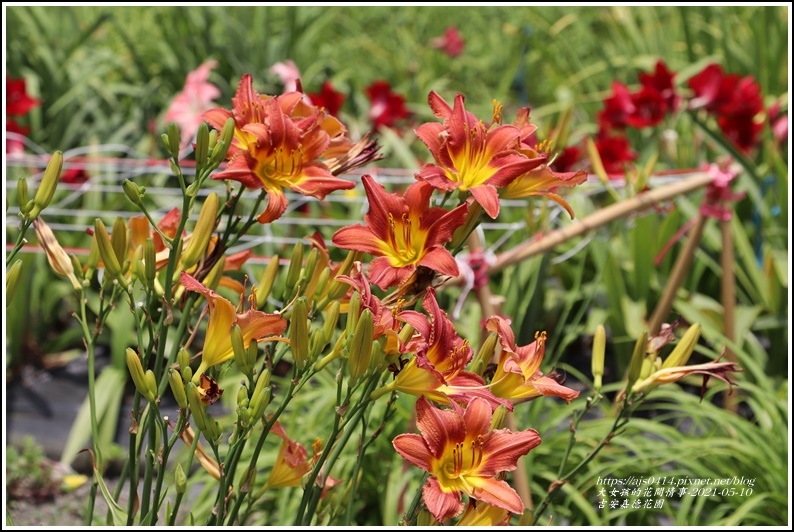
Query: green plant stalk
[[556, 394, 602, 479], [300, 374, 382, 525], [224, 189, 267, 250], [6, 218, 33, 267], [214, 425, 248, 525], [146, 412, 187, 525], [533, 399, 637, 523], [77, 293, 102, 484], [401, 472, 430, 525], [139, 406, 159, 522], [344, 412, 369, 525], [168, 425, 201, 526]]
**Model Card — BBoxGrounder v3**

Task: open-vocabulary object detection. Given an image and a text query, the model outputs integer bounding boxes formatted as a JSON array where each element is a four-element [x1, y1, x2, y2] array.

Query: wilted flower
[[392, 396, 541, 521], [365, 80, 411, 129], [164, 60, 221, 149], [332, 175, 467, 290], [34, 218, 82, 292], [415, 92, 545, 218], [487, 316, 580, 404]]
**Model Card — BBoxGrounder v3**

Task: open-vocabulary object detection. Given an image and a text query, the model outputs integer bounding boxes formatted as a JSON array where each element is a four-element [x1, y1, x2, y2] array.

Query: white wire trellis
[[5, 135, 701, 272]]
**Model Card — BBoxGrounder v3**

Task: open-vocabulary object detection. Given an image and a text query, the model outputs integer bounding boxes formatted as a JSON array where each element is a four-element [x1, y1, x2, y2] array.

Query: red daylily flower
[[332, 175, 467, 290], [6, 76, 40, 116], [431, 26, 465, 57], [386, 288, 510, 410], [60, 166, 90, 185], [415, 92, 546, 219], [163, 60, 221, 149], [180, 271, 287, 374], [551, 145, 582, 173], [366, 80, 411, 129], [599, 81, 667, 130], [486, 317, 580, 404], [308, 81, 345, 117], [639, 60, 680, 113], [687, 64, 741, 114], [594, 129, 637, 177], [392, 396, 541, 521], [502, 108, 588, 218], [598, 82, 635, 130], [6, 118, 28, 155]]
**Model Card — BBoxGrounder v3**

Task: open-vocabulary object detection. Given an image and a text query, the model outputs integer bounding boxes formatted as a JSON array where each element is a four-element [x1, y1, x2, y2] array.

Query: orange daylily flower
[[180, 272, 287, 375], [376, 288, 510, 411], [203, 75, 378, 224], [501, 108, 588, 218], [415, 92, 546, 219], [486, 317, 580, 404], [332, 175, 468, 290], [393, 396, 541, 521], [456, 499, 510, 526]]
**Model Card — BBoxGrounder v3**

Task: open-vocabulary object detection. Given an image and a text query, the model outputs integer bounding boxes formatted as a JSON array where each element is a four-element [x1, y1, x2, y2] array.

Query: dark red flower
[[550, 146, 582, 173], [430, 26, 465, 57], [60, 166, 90, 185], [6, 76, 40, 116], [717, 114, 762, 153], [687, 64, 741, 114], [627, 86, 668, 128], [365, 80, 410, 129], [308, 81, 345, 117], [595, 129, 636, 177], [598, 82, 635, 130], [639, 60, 680, 112]]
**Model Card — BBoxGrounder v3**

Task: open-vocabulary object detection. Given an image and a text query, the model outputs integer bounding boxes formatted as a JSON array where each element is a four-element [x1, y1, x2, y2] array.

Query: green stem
[[6, 218, 33, 266], [401, 472, 430, 525], [168, 425, 201, 526]]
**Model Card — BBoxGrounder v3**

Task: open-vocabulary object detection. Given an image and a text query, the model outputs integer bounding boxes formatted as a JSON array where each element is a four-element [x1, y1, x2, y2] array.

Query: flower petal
[[467, 476, 525, 516], [415, 396, 466, 457], [418, 246, 459, 278], [462, 397, 493, 438], [257, 187, 289, 224], [479, 427, 541, 475], [332, 224, 383, 256], [531, 376, 580, 402], [468, 184, 501, 219], [423, 477, 465, 522], [392, 433, 433, 472], [368, 256, 411, 291]]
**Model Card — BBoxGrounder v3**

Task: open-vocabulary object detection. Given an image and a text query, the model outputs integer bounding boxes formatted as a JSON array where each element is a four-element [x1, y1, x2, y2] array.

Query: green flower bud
[[122, 179, 145, 208], [181, 192, 218, 270], [30, 151, 63, 219], [126, 348, 155, 403], [322, 301, 341, 345], [161, 133, 172, 155], [309, 267, 330, 304], [167, 122, 181, 159], [144, 238, 156, 289], [6, 259, 22, 307], [248, 368, 272, 422], [168, 368, 188, 410], [309, 328, 326, 360], [178, 348, 191, 372], [398, 323, 415, 346], [213, 118, 235, 163], [208, 129, 218, 151], [111, 216, 127, 267], [186, 382, 210, 434], [237, 385, 249, 406], [256, 254, 280, 308], [324, 250, 360, 303], [662, 323, 702, 370], [84, 233, 100, 280], [470, 332, 497, 376], [290, 297, 310, 369], [489, 404, 508, 430], [175, 463, 187, 495], [348, 309, 374, 382], [345, 291, 362, 337], [231, 324, 253, 375], [626, 332, 649, 393], [592, 325, 606, 390], [285, 241, 304, 292], [195, 122, 209, 166], [17, 178, 29, 215]]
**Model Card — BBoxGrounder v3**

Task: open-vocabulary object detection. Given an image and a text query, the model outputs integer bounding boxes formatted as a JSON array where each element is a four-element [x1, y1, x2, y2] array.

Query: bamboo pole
[[491, 172, 714, 273]]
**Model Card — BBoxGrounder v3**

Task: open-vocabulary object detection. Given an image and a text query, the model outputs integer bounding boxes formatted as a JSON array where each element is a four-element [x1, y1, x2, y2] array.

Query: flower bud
[[208, 129, 218, 151], [111, 216, 127, 267], [130, 245, 145, 281], [168, 368, 188, 410], [17, 178, 29, 215], [232, 324, 254, 376], [181, 192, 218, 270], [144, 238, 156, 289], [70, 255, 84, 282], [309, 328, 326, 360], [322, 301, 341, 344], [626, 332, 648, 393], [145, 369, 158, 402], [470, 332, 497, 376], [123, 180, 145, 209], [309, 267, 330, 304], [126, 348, 156, 403], [290, 296, 309, 369], [592, 325, 606, 390], [175, 463, 187, 495], [398, 323, 415, 346], [29, 151, 63, 219], [195, 122, 209, 166], [170, 160, 182, 180], [6, 259, 22, 307], [248, 368, 272, 422], [237, 385, 249, 406], [166, 122, 181, 159], [84, 233, 100, 280], [186, 381, 210, 434], [34, 217, 82, 292], [95, 219, 123, 282], [212, 118, 235, 164], [285, 241, 304, 292], [256, 254, 280, 308], [348, 309, 374, 382], [178, 348, 191, 372], [324, 250, 360, 302], [662, 323, 702, 370], [345, 291, 362, 337], [489, 404, 508, 430]]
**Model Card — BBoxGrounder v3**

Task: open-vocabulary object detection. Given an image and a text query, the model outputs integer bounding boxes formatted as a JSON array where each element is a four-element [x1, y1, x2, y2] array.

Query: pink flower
[[269, 60, 302, 92], [430, 26, 465, 57], [163, 60, 221, 149]]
